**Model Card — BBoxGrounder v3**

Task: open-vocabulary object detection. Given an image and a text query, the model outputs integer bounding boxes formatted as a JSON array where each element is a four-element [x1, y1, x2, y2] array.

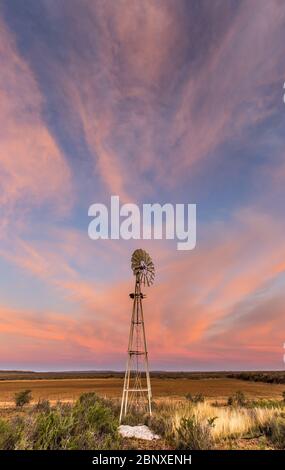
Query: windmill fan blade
[[131, 249, 155, 287]]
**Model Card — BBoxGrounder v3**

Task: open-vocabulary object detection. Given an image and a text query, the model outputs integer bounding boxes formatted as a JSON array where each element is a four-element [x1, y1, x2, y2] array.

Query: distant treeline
[[0, 370, 284, 383], [226, 372, 285, 384]]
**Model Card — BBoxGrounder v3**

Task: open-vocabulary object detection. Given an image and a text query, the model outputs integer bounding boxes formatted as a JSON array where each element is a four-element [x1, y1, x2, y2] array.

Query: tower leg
[[140, 294, 152, 416]]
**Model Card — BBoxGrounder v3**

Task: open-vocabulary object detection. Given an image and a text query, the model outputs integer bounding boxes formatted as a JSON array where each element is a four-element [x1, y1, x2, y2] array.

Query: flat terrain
[[0, 377, 284, 406]]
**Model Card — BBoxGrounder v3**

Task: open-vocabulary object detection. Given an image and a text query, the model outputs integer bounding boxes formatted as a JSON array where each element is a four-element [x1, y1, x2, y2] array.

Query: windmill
[[119, 249, 155, 423]]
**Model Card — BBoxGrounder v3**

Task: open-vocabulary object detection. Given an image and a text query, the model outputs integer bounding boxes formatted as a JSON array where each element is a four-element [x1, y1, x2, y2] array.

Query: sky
[[0, 0, 285, 371]]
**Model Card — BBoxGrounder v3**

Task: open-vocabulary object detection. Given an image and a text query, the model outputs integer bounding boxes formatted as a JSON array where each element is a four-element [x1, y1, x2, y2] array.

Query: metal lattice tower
[[119, 249, 155, 423]]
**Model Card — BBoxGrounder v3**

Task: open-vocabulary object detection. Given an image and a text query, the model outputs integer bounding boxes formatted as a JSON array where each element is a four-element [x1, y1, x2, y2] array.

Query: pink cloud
[[52, 0, 285, 197], [0, 17, 73, 234]]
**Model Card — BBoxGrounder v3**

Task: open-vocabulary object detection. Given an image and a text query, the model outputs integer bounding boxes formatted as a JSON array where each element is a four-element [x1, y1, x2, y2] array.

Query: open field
[[0, 377, 284, 407], [0, 370, 284, 383]]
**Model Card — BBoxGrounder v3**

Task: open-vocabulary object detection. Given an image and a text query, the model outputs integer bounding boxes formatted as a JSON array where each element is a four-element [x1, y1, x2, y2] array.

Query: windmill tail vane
[[119, 249, 155, 423]]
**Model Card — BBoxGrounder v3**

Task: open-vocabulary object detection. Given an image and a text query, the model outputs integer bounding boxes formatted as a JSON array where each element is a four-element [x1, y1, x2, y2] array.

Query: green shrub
[[76, 392, 99, 407], [0, 419, 19, 450], [73, 393, 118, 435], [186, 393, 205, 403], [120, 410, 147, 426], [72, 395, 119, 450], [31, 409, 75, 450], [247, 399, 284, 409], [175, 417, 213, 450], [33, 399, 51, 413], [15, 390, 32, 408], [227, 391, 246, 407], [146, 412, 173, 441], [264, 416, 285, 449]]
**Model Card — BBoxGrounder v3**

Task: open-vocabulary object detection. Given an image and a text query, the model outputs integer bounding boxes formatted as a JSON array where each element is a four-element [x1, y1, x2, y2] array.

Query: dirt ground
[[0, 377, 284, 407]]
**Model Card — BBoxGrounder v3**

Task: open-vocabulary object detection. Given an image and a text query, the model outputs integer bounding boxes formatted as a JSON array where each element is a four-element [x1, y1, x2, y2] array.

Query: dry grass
[[178, 402, 278, 440], [151, 398, 283, 444]]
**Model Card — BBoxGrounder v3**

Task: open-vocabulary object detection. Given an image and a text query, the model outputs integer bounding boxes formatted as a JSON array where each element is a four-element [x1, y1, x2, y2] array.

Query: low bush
[[31, 408, 74, 450], [247, 399, 284, 409], [264, 416, 285, 449], [120, 411, 146, 426], [33, 399, 51, 413], [14, 390, 32, 408], [147, 411, 174, 442], [73, 393, 118, 438], [227, 391, 246, 407], [175, 417, 213, 450], [0, 419, 19, 450], [186, 393, 205, 403]]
